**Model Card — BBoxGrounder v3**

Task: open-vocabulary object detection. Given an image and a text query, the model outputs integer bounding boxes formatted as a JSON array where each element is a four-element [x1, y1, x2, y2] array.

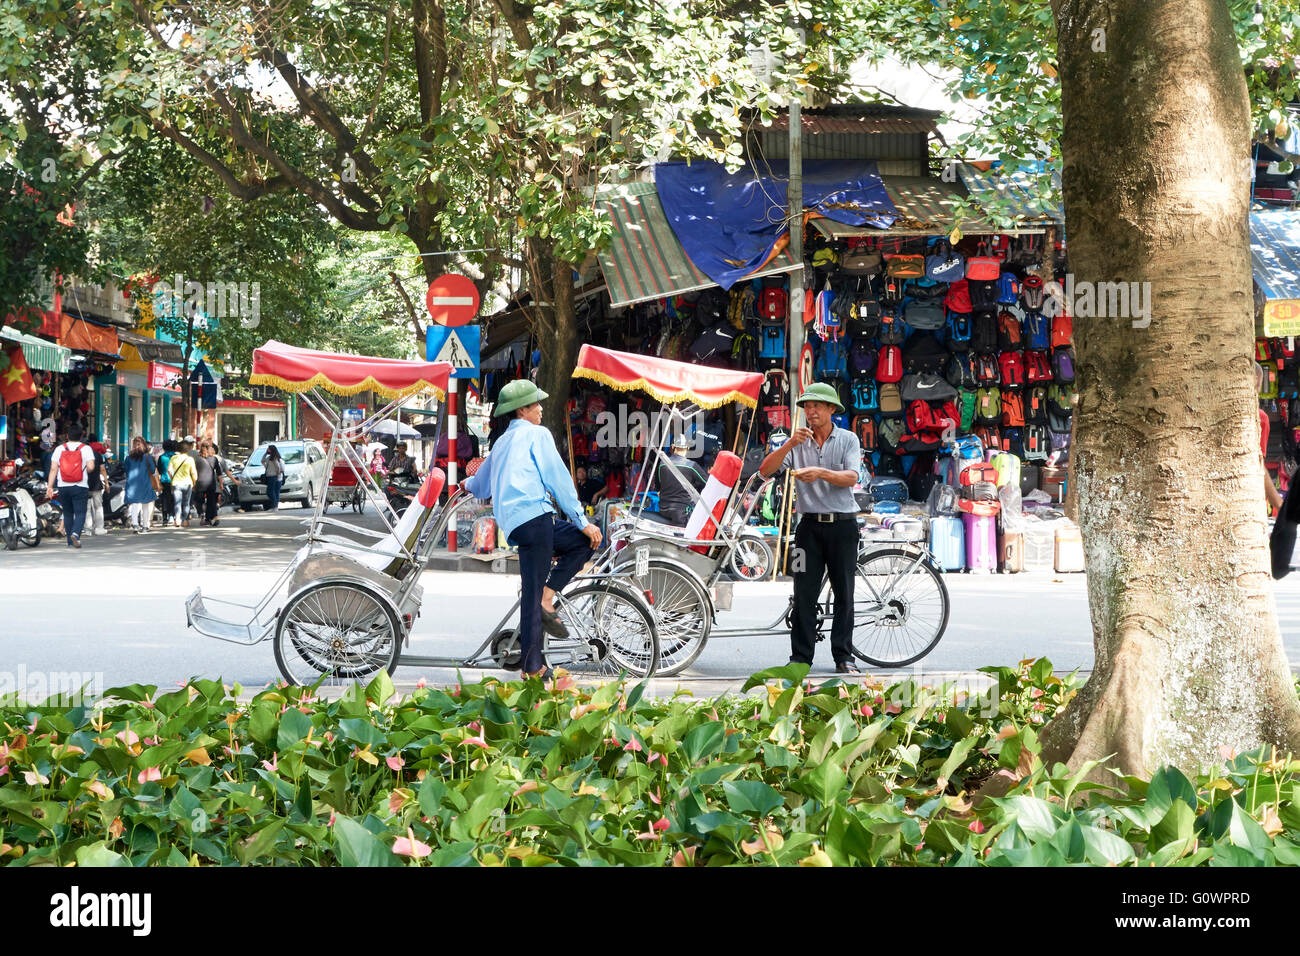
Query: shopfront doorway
[[219, 411, 283, 462]]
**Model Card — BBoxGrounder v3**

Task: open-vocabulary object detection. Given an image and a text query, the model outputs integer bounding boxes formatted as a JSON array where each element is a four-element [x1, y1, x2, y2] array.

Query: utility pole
[[786, 32, 805, 419]]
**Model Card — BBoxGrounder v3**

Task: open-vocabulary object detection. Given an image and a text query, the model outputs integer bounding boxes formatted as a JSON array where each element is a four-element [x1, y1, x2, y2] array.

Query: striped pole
[[447, 378, 458, 552]]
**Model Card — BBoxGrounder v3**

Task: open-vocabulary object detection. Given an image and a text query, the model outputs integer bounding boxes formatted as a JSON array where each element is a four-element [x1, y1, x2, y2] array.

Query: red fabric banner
[[572, 344, 764, 409], [250, 340, 451, 400]]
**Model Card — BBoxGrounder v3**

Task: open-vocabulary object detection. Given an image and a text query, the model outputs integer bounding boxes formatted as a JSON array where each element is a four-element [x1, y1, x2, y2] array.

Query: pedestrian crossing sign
[[425, 324, 480, 379]]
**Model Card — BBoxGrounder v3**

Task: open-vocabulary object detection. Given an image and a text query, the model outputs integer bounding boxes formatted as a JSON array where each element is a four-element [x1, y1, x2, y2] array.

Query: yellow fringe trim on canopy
[[572, 366, 757, 410], [250, 372, 446, 401]]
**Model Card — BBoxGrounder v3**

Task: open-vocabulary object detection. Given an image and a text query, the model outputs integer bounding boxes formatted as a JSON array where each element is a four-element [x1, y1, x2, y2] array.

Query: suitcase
[[1040, 465, 1067, 503], [881, 514, 925, 542], [873, 500, 902, 514], [929, 514, 965, 571], [998, 531, 1023, 573], [1024, 523, 1056, 570], [1055, 523, 1085, 572], [991, 452, 1021, 489], [962, 512, 997, 571], [1020, 463, 1041, 498]]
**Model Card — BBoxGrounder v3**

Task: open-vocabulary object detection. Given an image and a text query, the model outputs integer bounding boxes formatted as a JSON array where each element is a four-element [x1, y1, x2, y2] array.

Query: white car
[[236, 440, 329, 510]]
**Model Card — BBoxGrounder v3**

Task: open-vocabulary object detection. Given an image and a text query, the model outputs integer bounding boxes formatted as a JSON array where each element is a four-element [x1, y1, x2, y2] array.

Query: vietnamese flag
[[0, 344, 38, 404]]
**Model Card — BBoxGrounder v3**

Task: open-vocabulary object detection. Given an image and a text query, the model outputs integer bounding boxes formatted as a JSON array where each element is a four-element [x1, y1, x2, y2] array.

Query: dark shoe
[[834, 660, 861, 675], [541, 608, 569, 638], [211, 518, 220, 527]]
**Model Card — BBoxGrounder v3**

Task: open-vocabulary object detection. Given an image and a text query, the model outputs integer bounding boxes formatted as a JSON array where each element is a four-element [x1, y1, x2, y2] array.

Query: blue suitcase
[[929, 514, 965, 571]]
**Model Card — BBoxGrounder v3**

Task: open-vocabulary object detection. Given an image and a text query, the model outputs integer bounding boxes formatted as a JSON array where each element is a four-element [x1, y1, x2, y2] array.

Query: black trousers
[[197, 486, 220, 523], [789, 516, 858, 665], [507, 514, 594, 673]]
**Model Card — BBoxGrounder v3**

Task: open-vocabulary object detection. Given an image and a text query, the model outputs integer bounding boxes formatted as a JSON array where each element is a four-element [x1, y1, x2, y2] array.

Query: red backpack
[[1000, 390, 1025, 427], [58, 442, 85, 484], [760, 286, 787, 323], [943, 279, 972, 314], [998, 351, 1025, 387], [1025, 350, 1052, 384], [876, 345, 903, 383], [1051, 313, 1073, 349], [852, 415, 876, 451]]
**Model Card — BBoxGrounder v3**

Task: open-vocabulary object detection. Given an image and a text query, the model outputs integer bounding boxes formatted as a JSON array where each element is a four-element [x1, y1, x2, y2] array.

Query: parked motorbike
[[383, 475, 421, 518], [102, 460, 130, 527], [0, 473, 41, 549]]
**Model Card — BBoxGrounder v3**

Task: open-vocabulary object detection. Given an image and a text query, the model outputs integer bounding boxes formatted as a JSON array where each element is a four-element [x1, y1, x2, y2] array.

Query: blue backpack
[[946, 310, 972, 349], [850, 377, 879, 414], [759, 325, 786, 360], [849, 337, 877, 375], [997, 272, 1020, 305], [1024, 311, 1050, 350], [815, 338, 849, 378]]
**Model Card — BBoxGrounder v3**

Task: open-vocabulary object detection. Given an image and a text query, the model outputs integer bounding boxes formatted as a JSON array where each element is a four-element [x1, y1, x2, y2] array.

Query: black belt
[[800, 512, 857, 523]]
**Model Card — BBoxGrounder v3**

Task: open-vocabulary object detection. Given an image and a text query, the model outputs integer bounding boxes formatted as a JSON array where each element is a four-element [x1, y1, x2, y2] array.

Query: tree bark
[[1038, 0, 1300, 782], [523, 238, 580, 441]]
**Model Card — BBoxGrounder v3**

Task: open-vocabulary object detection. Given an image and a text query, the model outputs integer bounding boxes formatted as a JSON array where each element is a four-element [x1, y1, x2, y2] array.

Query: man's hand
[[582, 524, 603, 549], [46, 484, 55, 499], [793, 467, 826, 483], [788, 426, 813, 446]]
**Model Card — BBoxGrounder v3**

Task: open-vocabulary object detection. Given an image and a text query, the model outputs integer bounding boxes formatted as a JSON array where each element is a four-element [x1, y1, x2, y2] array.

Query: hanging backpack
[[905, 297, 946, 331], [969, 279, 1000, 312], [815, 338, 849, 379], [875, 451, 904, 477], [760, 284, 788, 324], [973, 424, 1002, 455], [1026, 385, 1049, 424], [1046, 383, 1074, 418], [1025, 350, 1053, 384], [1024, 311, 1051, 350], [1000, 389, 1026, 427], [1022, 424, 1050, 462], [998, 350, 1025, 388], [850, 378, 879, 414], [759, 324, 786, 361], [1001, 427, 1024, 458], [1048, 406, 1072, 434], [1052, 346, 1076, 384], [731, 330, 759, 370], [878, 417, 906, 451], [878, 382, 904, 418], [946, 351, 977, 390], [997, 310, 1024, 352], [880, 274, 906, 308], [965, 242, 1002, 280], [975, 351, 1001, 385], [1261, 364, 1279, 399], [946, 311, 972, 350], [853, 415, 877, 452], [958, 389, 978, 431], [1279, 366, 1300, 400], [876, 345, 903, 383], [847, 297, 882, 339], [972, 311, 998, 352], [944, 279, 972, 314], [841, 249, 883, 276], [997, 272, 1020, 305], [1020, 275, 1046, 311], [849, 337, 877, 376], [877, 310, 908, 345], [903, 334, 948, 375], [901, 372, 958, 403], [975, 387, 1002, 424], [1051, 312, 1073, 349]]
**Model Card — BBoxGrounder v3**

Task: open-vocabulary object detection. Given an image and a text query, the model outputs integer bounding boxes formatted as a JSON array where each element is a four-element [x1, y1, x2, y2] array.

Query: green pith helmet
[[495, 378, 549, 416], [796, 381, 845, 412]]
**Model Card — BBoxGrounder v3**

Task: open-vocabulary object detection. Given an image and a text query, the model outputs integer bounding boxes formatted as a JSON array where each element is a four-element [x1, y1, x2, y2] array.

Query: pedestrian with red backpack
[[45, 422, 96, 548]]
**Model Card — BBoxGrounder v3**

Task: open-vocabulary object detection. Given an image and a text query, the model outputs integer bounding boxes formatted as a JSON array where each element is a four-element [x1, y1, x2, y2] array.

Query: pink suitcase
[[962, 512, 997, 571]]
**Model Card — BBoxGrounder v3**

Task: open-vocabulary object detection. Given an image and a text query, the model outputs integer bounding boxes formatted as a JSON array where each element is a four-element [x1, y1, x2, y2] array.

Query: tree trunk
[[526, 238, 581, 443], [1039, 0, 1300, 781]]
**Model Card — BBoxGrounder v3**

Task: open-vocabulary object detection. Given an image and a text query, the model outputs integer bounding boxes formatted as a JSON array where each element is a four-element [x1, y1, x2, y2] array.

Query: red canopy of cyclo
[[250, 340, 452, 400], [572, 344, 765, 409]]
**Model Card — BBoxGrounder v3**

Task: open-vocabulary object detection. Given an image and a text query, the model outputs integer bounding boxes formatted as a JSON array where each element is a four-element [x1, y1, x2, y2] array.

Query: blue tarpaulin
[[654, 160, 898, 290]]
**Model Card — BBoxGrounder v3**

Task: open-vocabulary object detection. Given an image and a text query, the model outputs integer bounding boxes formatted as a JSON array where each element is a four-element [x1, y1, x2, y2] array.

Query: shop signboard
[[1264, 299, 1300, 337], [148, 361, 183, 392]]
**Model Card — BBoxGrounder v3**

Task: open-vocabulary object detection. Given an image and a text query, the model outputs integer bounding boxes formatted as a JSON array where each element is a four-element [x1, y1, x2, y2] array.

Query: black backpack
[[972, 310, 998, 352], [969, 279, 1000, 312], [875, 451, 904, 478], [975, 351, 1000, 385], [1026, 385, 1049, 424], [946, 351, 976, 390], [903, 334, 947, 375], [878, 310, 908, 345]]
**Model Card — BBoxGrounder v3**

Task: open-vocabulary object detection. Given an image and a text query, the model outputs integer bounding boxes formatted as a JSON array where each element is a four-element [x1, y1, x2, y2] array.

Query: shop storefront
[[0, 325, 73, 461]]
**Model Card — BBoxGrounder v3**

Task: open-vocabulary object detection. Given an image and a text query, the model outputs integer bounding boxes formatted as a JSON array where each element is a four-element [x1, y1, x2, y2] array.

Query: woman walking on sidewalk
[[168, 444, 197, 528], [262, 444, 284, 510], [124, 436, 159, 533]]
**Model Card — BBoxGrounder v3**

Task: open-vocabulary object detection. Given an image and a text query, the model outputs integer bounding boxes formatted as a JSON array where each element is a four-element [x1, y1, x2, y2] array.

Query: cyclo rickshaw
[[568, 344, 951, 677], [186, 341, 661, 686]]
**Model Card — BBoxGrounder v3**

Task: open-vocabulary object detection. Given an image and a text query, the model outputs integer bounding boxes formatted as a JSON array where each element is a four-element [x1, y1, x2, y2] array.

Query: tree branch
[[389, 270, 427, 342]]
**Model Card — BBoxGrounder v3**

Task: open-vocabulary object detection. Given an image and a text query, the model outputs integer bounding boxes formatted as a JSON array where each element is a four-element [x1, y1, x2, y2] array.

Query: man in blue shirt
[[465, 379, 603, 678]]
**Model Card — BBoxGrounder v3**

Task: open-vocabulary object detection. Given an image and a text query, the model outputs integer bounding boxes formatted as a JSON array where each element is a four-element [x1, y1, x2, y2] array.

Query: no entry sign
[[426, 273, 480, 327]]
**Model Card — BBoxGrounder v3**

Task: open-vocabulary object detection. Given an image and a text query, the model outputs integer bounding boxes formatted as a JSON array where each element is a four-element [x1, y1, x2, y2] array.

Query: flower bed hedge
[[2, 660, 1300, 866]]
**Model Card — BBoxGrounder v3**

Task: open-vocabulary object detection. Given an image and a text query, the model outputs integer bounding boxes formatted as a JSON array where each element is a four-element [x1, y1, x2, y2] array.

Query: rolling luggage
[[998, 531, 1023, 573], [962, 512, 997, 571], [929, 514, 965, 571], [1055, 522, 1086, 572], [881, 514, 925, 542], [1019, 463, 1041, 499]]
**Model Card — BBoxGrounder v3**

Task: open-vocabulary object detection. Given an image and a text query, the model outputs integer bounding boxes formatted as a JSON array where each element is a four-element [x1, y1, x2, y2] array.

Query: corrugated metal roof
[[1251, 208, 1300, 301], [957, 162, 1064, 224], [811, 175, 1048, 238], [760, 105, 940, 136], [594, 181, 799, 309]]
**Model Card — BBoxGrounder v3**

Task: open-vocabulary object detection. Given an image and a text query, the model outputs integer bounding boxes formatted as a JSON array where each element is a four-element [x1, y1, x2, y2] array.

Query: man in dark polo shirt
[[759, 382, 863, 674]]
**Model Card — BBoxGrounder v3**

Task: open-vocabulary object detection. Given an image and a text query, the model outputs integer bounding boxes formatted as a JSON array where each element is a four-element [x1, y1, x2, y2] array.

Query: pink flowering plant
[[2, 661, 1300, 866]]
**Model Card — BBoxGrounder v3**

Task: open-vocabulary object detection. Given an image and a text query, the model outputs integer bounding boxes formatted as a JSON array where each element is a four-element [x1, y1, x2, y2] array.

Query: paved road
[[3, 507, 1299, 697]]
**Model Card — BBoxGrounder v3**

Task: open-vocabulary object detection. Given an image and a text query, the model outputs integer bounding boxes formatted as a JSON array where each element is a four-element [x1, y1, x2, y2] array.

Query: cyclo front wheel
[[817, 546, 950, 668], [626, 558, 711, 677], [273, 580, 402, 686], [551, 583, 659, 679]]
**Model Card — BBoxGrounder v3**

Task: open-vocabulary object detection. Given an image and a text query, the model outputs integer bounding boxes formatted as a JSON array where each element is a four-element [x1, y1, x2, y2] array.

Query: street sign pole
[[447, 378, 459, 553]]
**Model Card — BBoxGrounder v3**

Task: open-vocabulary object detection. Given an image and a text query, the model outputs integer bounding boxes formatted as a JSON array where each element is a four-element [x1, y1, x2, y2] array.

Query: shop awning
[[59, 314, 120, 355], [118, 327, 184, 363], [1251, 208, 1300, 335], [595, 181, 800, 309], [0, 325, 71, 373], [956, 161, 1064, 225], [574, 344, 765, 409]]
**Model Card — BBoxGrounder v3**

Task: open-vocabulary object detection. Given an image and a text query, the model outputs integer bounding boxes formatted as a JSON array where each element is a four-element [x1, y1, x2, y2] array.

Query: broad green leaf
[[1080, 826, 1135, 866], [277, 708, 312, 749], [1002, 795, 1059, 842], [75, 842, 129, 867], [681, 721, 725, 765], [742, 662, 809, 691], [722, 780, 784, 818], [334, 816, 399, 867]]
